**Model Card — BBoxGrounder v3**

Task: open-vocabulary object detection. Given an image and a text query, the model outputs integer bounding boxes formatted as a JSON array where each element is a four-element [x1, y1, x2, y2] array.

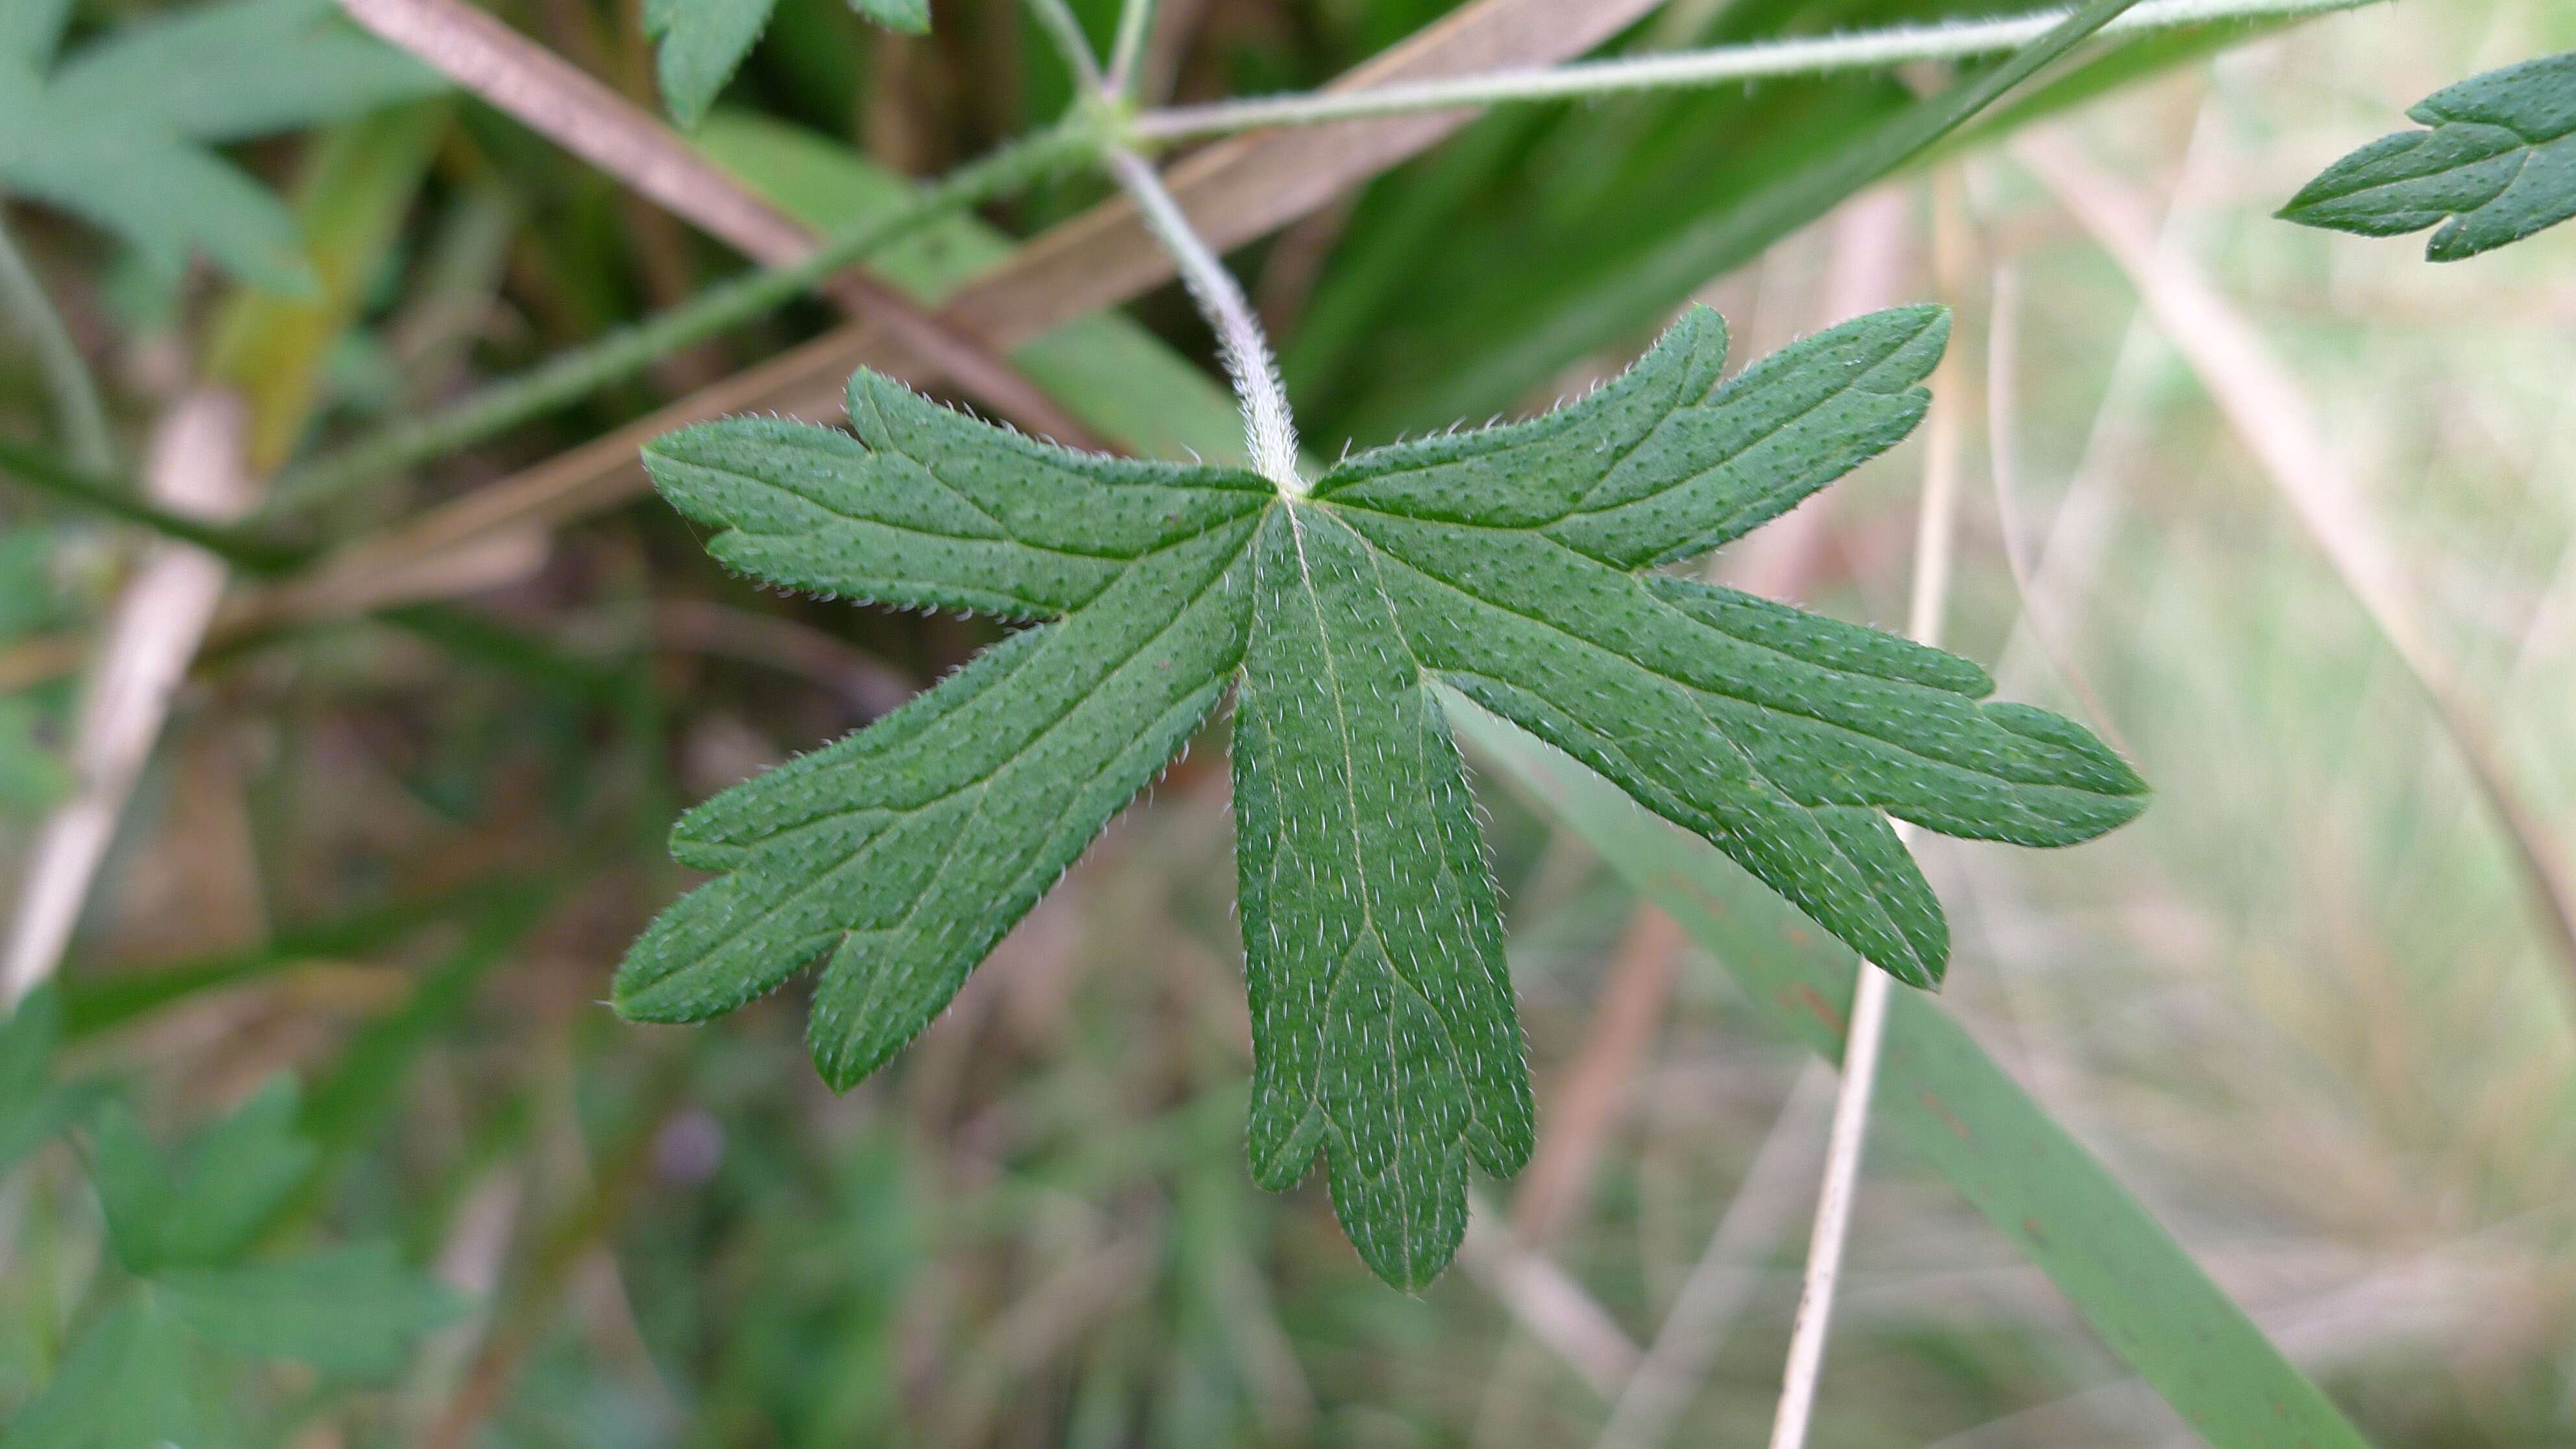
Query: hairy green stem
[[0, 210, 115, 475], [265, 124, 1091, 515], [0, 439, 307, 575], [1133, 0, 2383, 140], [1023, 0, 1106, 92]]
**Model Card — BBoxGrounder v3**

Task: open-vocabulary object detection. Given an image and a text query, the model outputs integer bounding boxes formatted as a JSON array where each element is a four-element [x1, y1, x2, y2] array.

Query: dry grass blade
[[1512, 907, 1684, 1248], [332, 0, 1094, 447], [275, 0, 1668, 619], [1458, 1198, 1643, 1397], [2018, 130, 2576, 993], [3, 394, 255, 1006], [1597, 1063, 1835, 1449]]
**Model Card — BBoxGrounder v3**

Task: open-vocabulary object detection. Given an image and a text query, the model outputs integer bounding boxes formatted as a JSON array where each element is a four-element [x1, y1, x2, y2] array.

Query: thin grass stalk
[[1768, 233, 1970, 1446]]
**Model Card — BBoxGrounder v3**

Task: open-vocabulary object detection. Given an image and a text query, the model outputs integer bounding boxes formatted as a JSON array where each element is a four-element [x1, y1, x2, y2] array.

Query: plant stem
[[1023, 0, 1106, 92], [0, 212, 114, 476], [1132, 0, 2380, 140], [0, 440, 306, 575], [1009, 0, 1304, 488], [1105, 0, 1159, 98], [266, 126, 1089, 514], [1104, 149, 1304, 491]]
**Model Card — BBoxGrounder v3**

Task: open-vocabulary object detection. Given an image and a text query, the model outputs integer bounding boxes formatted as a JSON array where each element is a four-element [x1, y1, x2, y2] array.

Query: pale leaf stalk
[[1767, 330, 1966, 1449], [1105, 149, 1306, 490], [0, 212, 114, 475], [1133, 0, 2382, 140]]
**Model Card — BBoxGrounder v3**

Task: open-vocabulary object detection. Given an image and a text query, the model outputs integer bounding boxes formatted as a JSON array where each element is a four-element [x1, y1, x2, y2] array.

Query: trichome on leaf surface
[[612, 302, 2148, 1290]]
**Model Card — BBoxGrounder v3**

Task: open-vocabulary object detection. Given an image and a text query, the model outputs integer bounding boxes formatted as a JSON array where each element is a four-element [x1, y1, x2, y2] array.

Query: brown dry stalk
[[2018, 131, 2576, 993], [332, 0, 1094, 447]]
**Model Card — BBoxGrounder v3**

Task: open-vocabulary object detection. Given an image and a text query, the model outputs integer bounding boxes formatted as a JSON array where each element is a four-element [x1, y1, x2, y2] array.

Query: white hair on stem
[[1106, 149, 1307, 493]]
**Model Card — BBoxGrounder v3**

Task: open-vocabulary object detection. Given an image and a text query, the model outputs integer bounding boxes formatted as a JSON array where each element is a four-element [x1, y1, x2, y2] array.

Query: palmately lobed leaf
[[616, 303, 2148, 1287], [2279, 49, 2576, 261]]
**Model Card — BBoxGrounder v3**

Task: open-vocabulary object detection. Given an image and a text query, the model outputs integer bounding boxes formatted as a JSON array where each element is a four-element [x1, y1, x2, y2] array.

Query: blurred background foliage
[[3, 0, 2576, 1443]]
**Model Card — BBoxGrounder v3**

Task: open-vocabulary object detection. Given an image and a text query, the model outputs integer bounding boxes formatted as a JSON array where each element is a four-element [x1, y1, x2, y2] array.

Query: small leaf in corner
[[649, 0, 930, 129], [2279, 51, 2576, 261]]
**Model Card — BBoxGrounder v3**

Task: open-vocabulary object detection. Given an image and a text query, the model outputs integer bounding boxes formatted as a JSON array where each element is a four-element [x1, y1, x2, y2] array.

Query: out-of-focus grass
[[4, 0, 2574, 1443]]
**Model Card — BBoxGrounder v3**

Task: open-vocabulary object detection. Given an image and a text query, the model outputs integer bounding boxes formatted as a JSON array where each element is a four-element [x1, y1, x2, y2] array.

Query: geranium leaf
[[615, 304, 2149, 1287], [2279, 50, 2576, 260]]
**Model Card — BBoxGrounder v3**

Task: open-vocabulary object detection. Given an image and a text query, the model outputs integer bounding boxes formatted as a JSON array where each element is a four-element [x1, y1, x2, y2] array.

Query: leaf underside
[[2279, 49, 2576, 261], [615, 303, 2148, 1289]]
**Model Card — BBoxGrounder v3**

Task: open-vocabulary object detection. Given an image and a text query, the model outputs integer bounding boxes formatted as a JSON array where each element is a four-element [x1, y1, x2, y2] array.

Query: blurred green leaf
[[0, 697, 69, 815], [0, 0, 443, 291], [0, 1294, 196, 1449], [613, 304, 2140, 1288], [1453, 697, 2365, 1449], [649, 0, 926, 130], [156, 1243, 465, 1379], [86, 1080, 314, 1273], [0, 989, 102, 1171], [88, 1102, 182, 1276], [2279, 49, 2576, 260], [155, 1079, 317, 1267], [56, 1076, 465, 1400]]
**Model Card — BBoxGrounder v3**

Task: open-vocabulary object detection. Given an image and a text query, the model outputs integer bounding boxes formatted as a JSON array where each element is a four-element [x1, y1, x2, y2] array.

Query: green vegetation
[[1, 0, 2570, 1442]]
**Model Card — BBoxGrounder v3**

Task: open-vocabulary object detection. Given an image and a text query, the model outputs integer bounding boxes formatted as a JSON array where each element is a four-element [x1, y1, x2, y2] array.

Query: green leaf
[[0, 1294, 197, 1449], [1448, 697, 2366, 1449], [156, 1243, 466, 1379], [851, 0, 931, 36], [86, 1077, 317, 1273], [0, 989, 103, 1171], [156, 1078, 317, 1266], [616, 304, 2147, 1287], [0, 0, 444, 291], [2280, 50, 2576, 261], [649, 0, 926, 130], [88, 1103, 182, 1276]]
